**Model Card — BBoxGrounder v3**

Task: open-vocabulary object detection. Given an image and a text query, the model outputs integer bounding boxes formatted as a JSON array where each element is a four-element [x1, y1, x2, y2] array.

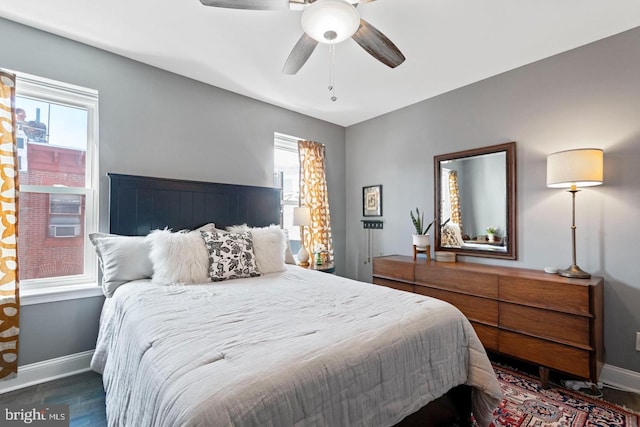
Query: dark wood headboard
[[108, 174, 281, 236]]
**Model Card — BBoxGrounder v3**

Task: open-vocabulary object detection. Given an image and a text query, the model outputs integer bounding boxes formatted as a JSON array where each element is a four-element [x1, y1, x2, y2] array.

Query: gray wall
[[1, 17, 346, 365], [19, 299, 105, 365], [346, 27, 640, 373]]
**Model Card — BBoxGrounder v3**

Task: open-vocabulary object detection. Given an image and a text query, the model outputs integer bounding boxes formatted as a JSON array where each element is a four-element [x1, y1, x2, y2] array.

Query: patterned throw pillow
[[226, 224, 288, 273], [441, 223, 464, 247], [200, 231, 260, 281]]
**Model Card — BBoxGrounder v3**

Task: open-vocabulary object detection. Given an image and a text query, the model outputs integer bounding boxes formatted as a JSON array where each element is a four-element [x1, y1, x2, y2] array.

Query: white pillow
[[226, 224, 287, 274], [146, 229, 211, 285], [89, 233, 153, 297]]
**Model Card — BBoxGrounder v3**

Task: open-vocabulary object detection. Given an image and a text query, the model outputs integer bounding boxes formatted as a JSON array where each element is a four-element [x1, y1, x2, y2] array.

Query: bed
[[90, 174, 502, 427]]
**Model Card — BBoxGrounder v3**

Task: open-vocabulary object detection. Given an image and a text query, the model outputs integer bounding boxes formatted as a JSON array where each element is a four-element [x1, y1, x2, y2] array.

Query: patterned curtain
[[449, 170, 463, 232], [298, 140, 334, 261], [0, 71, 20, 380]]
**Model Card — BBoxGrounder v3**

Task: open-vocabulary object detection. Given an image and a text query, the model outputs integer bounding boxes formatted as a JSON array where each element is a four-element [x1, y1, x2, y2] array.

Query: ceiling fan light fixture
[[301, 0, 360, 44]]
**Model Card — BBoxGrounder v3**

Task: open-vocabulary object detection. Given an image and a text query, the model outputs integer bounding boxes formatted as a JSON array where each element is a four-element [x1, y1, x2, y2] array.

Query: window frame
[[16, 72, 99, 290]]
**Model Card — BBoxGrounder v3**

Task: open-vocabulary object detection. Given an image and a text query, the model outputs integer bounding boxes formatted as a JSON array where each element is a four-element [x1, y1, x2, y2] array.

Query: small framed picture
[[363, 185, 382, 217]]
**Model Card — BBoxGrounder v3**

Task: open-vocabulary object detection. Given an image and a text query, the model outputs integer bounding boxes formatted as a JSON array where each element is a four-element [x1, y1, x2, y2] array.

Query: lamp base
[[297, 246, 310, 267], [559, 264, 591, 279]]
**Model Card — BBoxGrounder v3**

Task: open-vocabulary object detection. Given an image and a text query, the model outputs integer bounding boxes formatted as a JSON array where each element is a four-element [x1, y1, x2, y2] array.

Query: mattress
[[91, 266, 501, 426]]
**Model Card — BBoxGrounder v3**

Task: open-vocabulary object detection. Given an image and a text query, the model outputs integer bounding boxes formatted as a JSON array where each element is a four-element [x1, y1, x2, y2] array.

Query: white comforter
[[91, 266, 501, 427]]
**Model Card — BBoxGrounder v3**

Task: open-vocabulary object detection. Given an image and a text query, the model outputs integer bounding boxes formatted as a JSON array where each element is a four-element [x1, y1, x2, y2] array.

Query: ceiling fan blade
[[199, 0, 289, 10], [282, 33, 319, 75], [351, 19, 405, 68]]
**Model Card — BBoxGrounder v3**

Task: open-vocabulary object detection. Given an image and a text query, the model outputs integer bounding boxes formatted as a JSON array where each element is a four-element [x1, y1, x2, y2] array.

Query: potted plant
[[313, 243, 327, 266], [486, 225, 497, 242], [410, 208, 434, 250]]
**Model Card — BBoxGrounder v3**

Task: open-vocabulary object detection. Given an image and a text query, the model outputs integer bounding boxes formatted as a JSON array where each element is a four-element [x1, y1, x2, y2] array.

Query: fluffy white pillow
[[89, 233, 153, 297], [226, 224, 287, 274], [146, 229, 211, 285]]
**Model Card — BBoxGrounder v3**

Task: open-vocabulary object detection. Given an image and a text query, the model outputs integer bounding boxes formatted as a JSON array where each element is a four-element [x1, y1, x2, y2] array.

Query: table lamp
[[293, 206, 312, 267], [547, 148, 603, 278]]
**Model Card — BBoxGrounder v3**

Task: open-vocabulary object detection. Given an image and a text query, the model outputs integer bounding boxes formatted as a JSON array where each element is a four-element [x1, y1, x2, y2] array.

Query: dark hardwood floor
[[0, 364, 638, 426], [0, 371, 106, 426]]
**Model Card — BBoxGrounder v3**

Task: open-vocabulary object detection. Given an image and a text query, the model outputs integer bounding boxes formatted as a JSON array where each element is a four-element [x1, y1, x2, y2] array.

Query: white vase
[[412, 234, 430, 250], [297, 245, 310, 266], [487, 233, 495, 242]]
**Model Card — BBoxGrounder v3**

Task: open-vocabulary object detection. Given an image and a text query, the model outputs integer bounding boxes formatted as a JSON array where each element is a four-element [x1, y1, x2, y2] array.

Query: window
[[16, 72, 99, 289], [274, 133, 302, 254]]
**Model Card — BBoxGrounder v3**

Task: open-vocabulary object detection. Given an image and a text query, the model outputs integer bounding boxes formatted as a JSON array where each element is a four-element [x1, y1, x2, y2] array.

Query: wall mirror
[[434, 142, 517, 260]]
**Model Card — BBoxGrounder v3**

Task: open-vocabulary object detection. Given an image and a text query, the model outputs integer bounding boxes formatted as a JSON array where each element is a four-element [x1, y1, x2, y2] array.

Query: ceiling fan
[[199, 0, 406, 75]]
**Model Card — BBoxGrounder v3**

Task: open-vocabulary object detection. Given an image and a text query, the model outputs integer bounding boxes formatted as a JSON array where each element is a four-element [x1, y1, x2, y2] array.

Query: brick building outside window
[[19, 142, 87, 279]]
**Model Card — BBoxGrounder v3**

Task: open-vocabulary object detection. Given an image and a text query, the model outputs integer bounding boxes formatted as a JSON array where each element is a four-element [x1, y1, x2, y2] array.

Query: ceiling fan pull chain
[[328, 42, 337, 102]]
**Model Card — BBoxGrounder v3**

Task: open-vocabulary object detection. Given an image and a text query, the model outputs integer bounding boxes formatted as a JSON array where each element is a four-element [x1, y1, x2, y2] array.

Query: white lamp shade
[[301, 0, 360, 44], [547, 148, 604, 188], [293, 206, 312, 226]]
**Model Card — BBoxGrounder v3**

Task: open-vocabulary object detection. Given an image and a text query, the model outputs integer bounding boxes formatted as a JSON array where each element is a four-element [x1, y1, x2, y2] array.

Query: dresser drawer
[[415, 264, 498, 299], [471, 322, 499, 351], [500, 302, 591, 348], [373, 277, 415, 293], [373, 257, 415, 281], [415, 285, 498, 326], [499, 277, 590, 315], [499, 330, 591, 379]]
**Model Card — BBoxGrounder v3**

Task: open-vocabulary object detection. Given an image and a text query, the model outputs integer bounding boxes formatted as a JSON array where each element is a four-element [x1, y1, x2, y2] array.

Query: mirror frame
[[434, 141, 517, 260]]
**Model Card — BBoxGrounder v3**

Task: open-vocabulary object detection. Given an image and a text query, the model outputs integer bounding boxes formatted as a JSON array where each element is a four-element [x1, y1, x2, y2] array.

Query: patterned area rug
[[489, 365, 640, 427]]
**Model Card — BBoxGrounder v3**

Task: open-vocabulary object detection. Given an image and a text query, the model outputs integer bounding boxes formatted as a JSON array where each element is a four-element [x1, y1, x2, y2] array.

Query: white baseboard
[[0, 350, 95, 394], [600, 363, 640, 394]]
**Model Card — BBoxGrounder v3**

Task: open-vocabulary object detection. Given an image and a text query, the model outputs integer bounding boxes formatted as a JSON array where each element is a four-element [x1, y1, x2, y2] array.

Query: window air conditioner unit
[[50, 195, 83, 214], [49, 225, 81, 238]]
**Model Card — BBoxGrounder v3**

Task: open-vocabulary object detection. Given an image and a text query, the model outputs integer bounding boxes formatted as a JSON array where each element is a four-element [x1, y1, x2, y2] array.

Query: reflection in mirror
[[434, 142, 517, 260]]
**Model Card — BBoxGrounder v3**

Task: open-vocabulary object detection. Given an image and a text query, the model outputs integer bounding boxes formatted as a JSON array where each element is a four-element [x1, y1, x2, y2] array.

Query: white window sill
[[21, 283, 104, 306]]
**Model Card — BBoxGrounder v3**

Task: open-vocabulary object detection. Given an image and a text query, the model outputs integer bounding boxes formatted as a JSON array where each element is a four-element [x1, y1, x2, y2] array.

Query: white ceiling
[[2, 0, 640, 126]]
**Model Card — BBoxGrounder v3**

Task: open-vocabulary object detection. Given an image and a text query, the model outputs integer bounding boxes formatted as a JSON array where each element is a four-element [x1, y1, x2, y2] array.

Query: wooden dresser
[[372, 255, 604, 384]]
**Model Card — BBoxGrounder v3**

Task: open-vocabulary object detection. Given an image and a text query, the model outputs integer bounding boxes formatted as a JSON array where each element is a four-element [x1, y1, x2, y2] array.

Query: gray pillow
[[89, 233, 153, 297]]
